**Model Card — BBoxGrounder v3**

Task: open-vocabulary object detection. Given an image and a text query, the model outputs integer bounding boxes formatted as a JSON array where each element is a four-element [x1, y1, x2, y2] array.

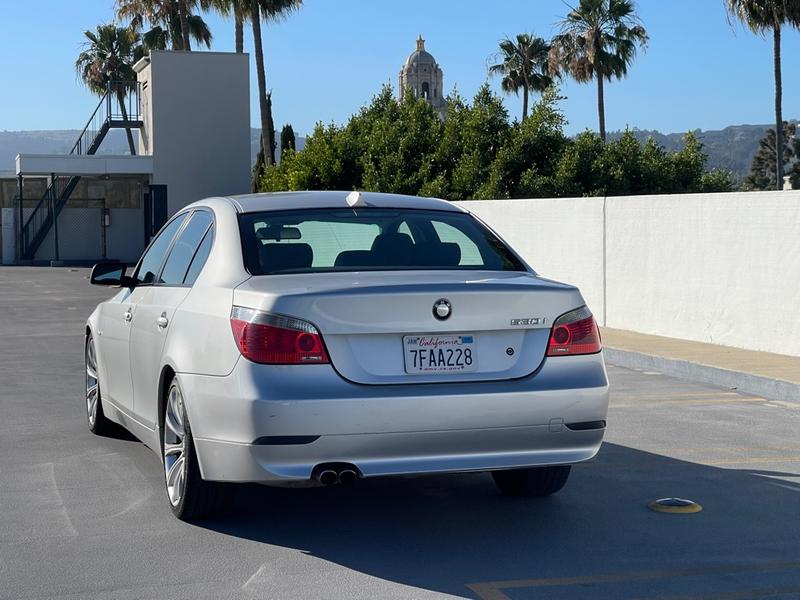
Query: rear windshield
[[238, 208, 526, 275]]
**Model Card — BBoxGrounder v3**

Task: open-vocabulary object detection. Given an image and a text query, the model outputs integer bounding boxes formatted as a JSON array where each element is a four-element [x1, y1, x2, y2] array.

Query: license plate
[[403, 334, 477, 374]]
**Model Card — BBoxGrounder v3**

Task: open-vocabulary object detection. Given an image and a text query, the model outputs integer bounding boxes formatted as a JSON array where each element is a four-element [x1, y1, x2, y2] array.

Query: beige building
[[399, 36, 446, 119]]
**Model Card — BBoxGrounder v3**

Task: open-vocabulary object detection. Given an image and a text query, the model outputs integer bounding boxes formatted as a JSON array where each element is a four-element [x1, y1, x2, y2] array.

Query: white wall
[[138, 51, 251, 216], [459, 191, 800, 357], [464, 197, 606, 324]]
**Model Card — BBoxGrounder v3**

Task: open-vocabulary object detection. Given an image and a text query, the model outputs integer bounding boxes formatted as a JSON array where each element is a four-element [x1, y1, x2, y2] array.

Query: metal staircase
[[19, 82, 143, 260]]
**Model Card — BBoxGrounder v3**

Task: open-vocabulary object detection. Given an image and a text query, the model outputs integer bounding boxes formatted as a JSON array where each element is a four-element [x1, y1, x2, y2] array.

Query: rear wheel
[[491, 465, 571, 497], [163, 377, 218, 521], [85, 334, 113, 435]]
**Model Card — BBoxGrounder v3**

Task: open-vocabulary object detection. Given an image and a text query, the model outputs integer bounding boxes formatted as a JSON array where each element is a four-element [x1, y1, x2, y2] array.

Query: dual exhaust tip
[[315, 465, 359, 486]]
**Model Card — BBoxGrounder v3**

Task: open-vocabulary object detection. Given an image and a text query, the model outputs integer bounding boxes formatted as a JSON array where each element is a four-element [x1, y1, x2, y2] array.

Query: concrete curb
[[604, 347, 800, 403]]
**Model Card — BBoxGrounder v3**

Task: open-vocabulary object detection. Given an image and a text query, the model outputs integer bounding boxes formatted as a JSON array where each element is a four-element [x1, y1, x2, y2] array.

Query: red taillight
[[230, 307, 329, 365], [546, 306, 602, 356]]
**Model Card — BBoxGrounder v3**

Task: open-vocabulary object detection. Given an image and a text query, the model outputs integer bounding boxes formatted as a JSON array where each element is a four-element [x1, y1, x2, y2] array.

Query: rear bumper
[[179, 353, 609, 483], [194, 425, 604, 482]]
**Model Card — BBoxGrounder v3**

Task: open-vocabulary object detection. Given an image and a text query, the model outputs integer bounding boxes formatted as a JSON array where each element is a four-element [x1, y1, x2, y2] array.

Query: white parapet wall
[[465, 197, 606, 321], [460, 190, 800, 357]]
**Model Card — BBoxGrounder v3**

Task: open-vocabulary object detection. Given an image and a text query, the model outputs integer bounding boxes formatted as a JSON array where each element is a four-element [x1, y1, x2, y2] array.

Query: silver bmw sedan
[[86, 191, 609, 520]]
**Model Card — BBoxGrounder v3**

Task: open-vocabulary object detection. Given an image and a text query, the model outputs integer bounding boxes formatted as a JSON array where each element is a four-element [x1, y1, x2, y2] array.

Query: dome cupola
[[399, 35, 446, 119]]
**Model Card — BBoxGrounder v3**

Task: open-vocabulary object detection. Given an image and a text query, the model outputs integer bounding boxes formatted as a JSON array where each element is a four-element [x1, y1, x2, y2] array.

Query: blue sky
[[0, 0, 798, 136]]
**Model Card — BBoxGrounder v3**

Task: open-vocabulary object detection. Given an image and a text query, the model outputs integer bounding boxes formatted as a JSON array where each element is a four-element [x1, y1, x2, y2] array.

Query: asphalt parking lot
[[1, 267, 799, 600]]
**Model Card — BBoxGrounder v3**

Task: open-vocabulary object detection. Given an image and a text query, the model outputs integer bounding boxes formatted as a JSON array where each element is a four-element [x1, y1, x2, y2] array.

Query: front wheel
[[491, 465, 571, 497], [163, 377, 218, 520]]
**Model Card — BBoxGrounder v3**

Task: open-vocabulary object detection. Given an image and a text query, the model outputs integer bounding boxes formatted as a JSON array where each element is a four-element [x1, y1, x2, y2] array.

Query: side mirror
[[90, 262, 135, 287]]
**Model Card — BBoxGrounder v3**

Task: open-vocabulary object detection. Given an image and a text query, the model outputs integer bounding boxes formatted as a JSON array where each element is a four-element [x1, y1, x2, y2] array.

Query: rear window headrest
[[334, 250, 375, 268], [413, 241, 461, 267], [437, 242, 461, 266], [371, 232, 414, 255], [258, 243, 313, 273]]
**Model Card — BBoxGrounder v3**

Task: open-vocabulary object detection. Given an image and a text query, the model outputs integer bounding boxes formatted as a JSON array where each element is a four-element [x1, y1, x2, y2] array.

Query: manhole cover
[[648, 497, 703, 514]]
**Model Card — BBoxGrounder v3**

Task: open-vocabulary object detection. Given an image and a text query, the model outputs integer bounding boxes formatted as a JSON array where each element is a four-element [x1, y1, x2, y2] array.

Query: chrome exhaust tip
[[338, 469, 358, 484], [318, 469, 339, 485]]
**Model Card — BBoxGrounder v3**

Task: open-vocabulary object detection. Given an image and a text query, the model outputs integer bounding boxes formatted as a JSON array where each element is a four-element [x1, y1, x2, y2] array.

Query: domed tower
[[399, 35, 446, 119]]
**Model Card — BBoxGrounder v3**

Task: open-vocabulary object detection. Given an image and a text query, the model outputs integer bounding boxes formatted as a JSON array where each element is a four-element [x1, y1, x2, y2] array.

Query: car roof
[[224, 191, 466, 213]]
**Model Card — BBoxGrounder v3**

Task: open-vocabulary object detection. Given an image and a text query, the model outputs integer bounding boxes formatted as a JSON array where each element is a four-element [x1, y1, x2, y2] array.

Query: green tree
[[726, 0, 800, 189], [75, 24, 143, 155], [550, 0, 648, 142], [489, 33, 553, 121], [418, 91, 469, 199], [285, 121, 358, 191], [359, 90, 442, 195], [449, 85, 511, 199], [553, 131, 607, 196], [743, 122, 799, 190], [260, 85, 731, 198], [552, 130, 732, 197], [479, 86, 569, 198], [280, 123, 296, 154]]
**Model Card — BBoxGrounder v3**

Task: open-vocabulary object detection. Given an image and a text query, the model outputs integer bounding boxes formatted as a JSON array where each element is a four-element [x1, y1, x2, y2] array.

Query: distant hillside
[[0, 129, 305, 173], [608, 123, 798, 176], [1, 124, 789, 178]]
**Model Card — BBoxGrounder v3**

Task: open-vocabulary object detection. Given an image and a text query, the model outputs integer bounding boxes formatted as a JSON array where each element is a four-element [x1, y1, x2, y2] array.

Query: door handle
[[156, 313, 169, 329], [124, 309, 133, 322]]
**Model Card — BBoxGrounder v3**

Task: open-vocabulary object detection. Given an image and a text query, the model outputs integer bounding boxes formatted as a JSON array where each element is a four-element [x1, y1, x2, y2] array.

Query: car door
[[97, 213, 188, 413], [96, 287, 137, 409], [129, 210, 214, 429]]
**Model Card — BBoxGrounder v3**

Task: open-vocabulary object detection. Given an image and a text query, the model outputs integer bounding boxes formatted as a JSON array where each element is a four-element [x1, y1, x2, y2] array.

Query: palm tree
[[76, 24, 143, 155], [249, 0, 302, 168], [116, 0, 213, 51], [235, 12, 244, 52], [549, 0, 648, 142], [489, 34, 553, 121], [211, 0, 246, 52], [726, 0, 800, 190]]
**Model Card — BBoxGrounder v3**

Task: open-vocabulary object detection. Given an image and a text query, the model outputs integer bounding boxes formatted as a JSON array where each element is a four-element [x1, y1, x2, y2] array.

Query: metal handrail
[[69, 95, 107, 156], [69, 81, 140, 156]]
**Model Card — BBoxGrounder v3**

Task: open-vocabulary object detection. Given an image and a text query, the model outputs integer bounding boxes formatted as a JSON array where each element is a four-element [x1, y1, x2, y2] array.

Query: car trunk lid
[[233, 270, 586, 384]]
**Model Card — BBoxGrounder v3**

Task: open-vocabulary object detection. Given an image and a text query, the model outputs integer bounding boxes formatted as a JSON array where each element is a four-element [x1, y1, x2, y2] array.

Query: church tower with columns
[[399, 35, 446, 119]]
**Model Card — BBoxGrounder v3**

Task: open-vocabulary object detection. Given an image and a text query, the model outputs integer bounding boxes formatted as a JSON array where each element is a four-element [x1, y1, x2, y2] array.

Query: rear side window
[[183, 227, 213, 285], [238, 208, 525, 275], [134, 213, 188, 285], [159, 210, 213, 285]]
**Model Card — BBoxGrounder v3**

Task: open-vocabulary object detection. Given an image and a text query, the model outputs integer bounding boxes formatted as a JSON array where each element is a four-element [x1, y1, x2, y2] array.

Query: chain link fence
[[16, 196, 107, 264]]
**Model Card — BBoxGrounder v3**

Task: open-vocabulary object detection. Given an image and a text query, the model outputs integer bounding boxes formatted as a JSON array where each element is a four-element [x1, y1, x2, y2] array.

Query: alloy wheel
[[85, 337, 99, 426], [163, 384, 187, 507]]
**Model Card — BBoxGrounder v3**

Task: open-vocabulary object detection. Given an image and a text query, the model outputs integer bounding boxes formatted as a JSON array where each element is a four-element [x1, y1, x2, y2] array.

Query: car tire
[[162, 376, 218, 521], [491, 465, 572, 497], [85, 333, 114, 435]]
